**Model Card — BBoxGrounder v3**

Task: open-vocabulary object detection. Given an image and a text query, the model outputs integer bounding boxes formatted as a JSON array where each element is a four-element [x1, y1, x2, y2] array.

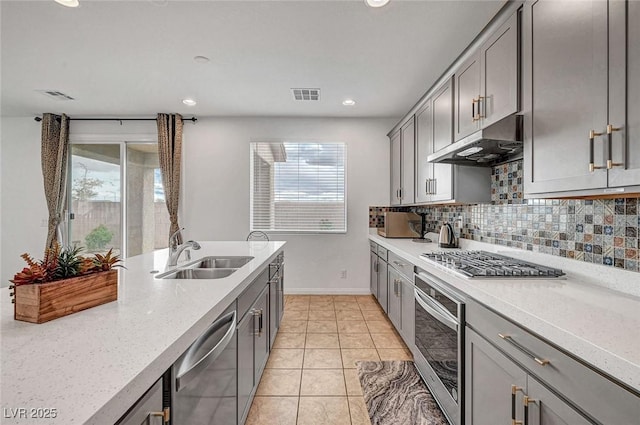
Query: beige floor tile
[[355, 295, 375, 301], [336, 310, 364, 321], [308, 295, 334, 302], [256, 369, 302, 396], [338, 333, 375, 349], [307, 320, 338, 333], [266, 349, 304, 369], [370, 332, 406, 349], [300, 369, 346, 396], [341, 348, 379, 368], [309, 301, 335, 311], [286, 302, 310, 311], [348, 396, 372, 425], [357, 301, 382, 311], [246, 396, 298, 425], [365, 320, 395, 333], [280, 320, 308, 333], [337, 320, 369, 334], [377, 348, 413, 361], [308, 310, 337, 320], [343, 369, 363, 396], [332, 295, 357, 302], [305, 333, 340, 349], [334, 301, 360, 310], [273, 333, 306, 349], [303, 349, 343, 369], [361, 309, 388, 321], [283, 310, 309, 321], [297, 397, 351, 425]]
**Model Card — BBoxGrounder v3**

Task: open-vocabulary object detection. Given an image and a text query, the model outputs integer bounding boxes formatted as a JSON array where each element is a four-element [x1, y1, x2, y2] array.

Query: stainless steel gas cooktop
[[420, 251, 565, 279]]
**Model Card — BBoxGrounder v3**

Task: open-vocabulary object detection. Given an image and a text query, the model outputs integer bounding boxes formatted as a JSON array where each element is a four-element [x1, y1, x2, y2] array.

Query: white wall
[[1, 117, 48, 286], [182, 117, 392, 294], [0, 116, 392, 293]]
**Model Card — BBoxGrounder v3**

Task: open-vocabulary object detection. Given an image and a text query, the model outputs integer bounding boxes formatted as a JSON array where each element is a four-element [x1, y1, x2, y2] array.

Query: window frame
[[249, 140, 348, 235]]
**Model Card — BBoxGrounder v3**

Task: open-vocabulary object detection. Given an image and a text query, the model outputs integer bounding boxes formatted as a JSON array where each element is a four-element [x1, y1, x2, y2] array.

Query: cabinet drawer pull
[[589, 129, 606, 172], [392, 260, 406, 267], [606, 124, 624, 169], [511, 385, 523, 425], [499, 333, 550, 366], [150, 407, 170, 424]]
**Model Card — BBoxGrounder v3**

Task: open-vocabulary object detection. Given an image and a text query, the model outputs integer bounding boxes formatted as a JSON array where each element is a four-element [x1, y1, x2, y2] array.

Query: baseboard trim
[[285, 288, 372, 295]]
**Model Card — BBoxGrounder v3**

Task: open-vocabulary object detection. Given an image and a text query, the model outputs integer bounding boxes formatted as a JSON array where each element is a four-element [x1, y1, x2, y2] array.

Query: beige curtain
[[41, 113, 70, 249], [157, 113, 184, 245]]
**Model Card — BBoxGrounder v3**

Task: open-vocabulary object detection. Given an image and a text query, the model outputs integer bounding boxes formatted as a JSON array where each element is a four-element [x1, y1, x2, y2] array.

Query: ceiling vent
[[292, 88, 320, 101], [36, 90, 75, 101]]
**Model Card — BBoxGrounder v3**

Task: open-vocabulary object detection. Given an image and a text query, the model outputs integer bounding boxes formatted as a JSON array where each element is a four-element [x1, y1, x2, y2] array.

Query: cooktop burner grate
[[420, 251, 565, 278]]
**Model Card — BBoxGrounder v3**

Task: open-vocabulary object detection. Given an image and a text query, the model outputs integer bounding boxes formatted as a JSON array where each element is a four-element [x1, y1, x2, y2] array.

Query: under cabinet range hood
[[427, 115, 523, 166]]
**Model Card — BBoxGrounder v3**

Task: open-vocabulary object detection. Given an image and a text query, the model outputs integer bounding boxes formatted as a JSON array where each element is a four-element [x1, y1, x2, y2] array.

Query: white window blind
[[250, 142, 346, 233]]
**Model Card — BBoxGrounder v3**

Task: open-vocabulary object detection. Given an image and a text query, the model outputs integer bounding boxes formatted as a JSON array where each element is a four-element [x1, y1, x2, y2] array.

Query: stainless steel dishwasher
[[171, 303, 237, 425]]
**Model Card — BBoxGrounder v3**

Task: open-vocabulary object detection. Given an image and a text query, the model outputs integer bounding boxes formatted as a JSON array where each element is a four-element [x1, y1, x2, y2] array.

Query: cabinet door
[[609, 0, 640, 187], [253, 287, 270, 383], [431, 79, 454, 202], [480, 10, 519, 127], [454, 52, 481, 141], [399, 275, 414, 350], [387, 267, 402, 331], [523, 0, 609, 194], [116, 379, 163, 425], [370, 251, 378, 299], [390, 131, 402, 205], [269, 278, 277, 349], [377, 260, 388, 314], [415, 102, 433, 204], [465, 328, 527, 425], [237, 313, 254, 424], [400, 118, 416, 204], [526, 377, 592, 425]]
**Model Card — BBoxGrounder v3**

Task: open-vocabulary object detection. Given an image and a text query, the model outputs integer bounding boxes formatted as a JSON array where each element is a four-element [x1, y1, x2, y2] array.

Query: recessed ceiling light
[[342, 99, 356, 106], [182, 98, 197, 106], [194, 56, 210, 64], [54, 0, 79, 7], [364, 0, 390, 8]]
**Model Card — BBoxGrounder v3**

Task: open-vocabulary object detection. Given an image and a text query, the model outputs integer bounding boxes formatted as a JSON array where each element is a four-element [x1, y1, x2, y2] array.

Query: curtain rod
[[33, 116, 197, 123]]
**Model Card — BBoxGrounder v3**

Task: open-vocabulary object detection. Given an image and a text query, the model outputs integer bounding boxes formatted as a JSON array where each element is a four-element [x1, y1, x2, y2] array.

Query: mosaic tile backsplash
[[370, 161, 640, 273]]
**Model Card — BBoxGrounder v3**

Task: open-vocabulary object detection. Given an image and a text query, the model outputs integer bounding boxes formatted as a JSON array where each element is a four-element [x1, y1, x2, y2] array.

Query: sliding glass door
[[68, 142, 168, 258]]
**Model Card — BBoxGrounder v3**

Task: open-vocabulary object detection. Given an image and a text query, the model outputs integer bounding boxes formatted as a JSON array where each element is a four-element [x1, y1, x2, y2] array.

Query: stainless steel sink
[[192, 256, 254, 269], [157, 268, 237, 280]]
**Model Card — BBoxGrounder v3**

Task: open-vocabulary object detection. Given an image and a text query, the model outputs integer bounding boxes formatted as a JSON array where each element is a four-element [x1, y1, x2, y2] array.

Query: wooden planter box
[[13, 270, 118, 324]]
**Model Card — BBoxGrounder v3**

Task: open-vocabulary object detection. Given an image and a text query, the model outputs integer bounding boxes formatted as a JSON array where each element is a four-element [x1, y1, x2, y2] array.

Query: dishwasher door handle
[[176, 310, 237, 391]]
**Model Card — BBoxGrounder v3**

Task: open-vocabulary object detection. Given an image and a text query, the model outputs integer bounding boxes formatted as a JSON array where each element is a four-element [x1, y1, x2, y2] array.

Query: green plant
[[10, 244, 122, 287], [85, 224, 113, 251]]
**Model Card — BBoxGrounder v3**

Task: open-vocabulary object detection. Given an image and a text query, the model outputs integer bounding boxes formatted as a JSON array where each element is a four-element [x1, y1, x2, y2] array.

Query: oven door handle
[[415, 288, 458, 332]]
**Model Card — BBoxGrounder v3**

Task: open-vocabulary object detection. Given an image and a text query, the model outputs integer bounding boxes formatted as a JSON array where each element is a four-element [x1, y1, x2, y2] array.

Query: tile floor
[[245, 294, 413, 425]]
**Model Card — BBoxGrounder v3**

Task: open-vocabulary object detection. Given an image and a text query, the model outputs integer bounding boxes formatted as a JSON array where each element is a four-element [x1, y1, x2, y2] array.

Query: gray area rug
[[356, 360, 449, 425]]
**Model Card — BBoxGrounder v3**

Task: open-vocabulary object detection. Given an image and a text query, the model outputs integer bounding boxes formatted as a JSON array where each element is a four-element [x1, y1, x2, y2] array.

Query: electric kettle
[[438, 223, 457, 248]]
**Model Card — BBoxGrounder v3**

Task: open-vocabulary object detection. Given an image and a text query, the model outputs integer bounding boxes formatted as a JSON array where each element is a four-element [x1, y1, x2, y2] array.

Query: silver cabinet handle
[[392, 260, 406, 268], [498, 333, 550, 366], [425, 179, 430, 195], [253, 309, 262, 336], [432, 178, 437, 195]]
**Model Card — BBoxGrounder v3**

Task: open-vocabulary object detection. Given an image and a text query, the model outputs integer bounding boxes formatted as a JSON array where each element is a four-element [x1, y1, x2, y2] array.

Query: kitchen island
[[0, 241, 285, 425]]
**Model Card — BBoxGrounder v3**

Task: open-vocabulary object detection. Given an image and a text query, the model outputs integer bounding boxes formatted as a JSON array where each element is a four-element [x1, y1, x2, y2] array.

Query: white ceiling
[[0, 0, 505, 119]]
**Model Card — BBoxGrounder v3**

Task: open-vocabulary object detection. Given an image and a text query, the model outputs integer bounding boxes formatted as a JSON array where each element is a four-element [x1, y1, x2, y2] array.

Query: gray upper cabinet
[[524, 0, 640, 196], [480, 10, 519, 127], [415, 100, 433, 204], [431, 80, 455, 202], [390, 130, 401, 205], [454, 53, 481, 141], [390, 118, 416, 205], [608, 0, 640, 188]]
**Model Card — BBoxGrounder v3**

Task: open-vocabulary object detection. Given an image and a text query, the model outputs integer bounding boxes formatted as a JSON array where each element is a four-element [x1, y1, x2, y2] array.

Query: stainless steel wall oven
[[414, 268, 465, 425]]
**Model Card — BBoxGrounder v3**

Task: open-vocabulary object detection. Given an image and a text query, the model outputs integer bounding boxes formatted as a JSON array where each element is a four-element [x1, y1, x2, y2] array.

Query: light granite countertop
[[369, 229, 640, 393], [0, 241, 285, 425]]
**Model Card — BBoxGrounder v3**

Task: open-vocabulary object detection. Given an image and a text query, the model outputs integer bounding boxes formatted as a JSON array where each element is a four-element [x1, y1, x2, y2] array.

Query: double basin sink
[[155, 256, 254, 280]]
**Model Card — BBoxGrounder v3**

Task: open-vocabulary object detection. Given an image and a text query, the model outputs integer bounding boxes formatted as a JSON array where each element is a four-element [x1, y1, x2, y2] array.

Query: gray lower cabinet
[[370, 249, 378, 299], [399, 277, 414, 350], [116, 379, 165, 425], [465, 328, 589, 425], [377, 255, 388, 314], [524, 0, 640, 196], [387, 267, 402, 331], [269, 255, 284, 349], [466, 299, 640, 425], [237, 276, 270, 425]]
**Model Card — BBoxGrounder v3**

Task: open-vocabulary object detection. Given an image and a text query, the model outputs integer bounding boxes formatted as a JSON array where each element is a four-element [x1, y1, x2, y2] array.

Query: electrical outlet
[[340, 270, 347, 279]]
